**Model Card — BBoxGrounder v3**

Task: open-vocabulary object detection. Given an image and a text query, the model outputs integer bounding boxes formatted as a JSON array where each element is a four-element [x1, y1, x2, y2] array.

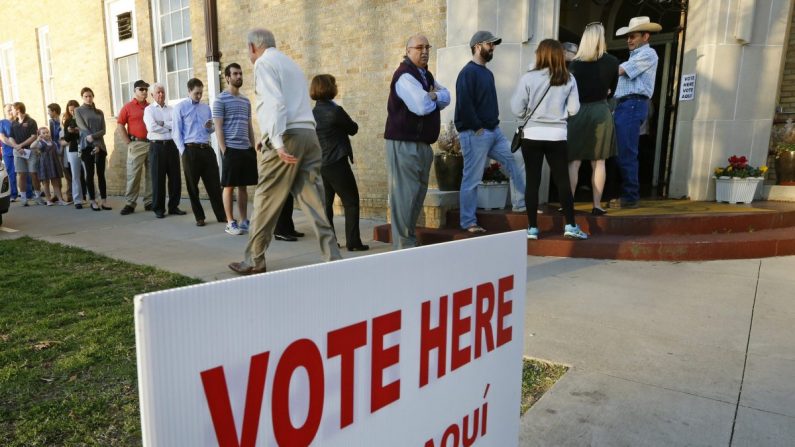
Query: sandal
[[465, 225, 487, 234]]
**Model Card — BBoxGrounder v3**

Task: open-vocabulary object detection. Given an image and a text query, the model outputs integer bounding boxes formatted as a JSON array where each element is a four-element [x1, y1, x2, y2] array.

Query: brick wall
[[215, 0, 447, 218], [780, 5, 795, 112], [0, 0, 447, 216]]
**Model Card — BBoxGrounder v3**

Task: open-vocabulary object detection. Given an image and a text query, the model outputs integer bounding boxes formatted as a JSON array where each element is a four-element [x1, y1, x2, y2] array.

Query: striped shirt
[[212, 91, 251, 150], [615, 44, 658, 99]]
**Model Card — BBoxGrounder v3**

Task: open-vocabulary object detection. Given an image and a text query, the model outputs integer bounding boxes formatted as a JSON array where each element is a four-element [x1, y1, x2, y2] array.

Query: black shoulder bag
[[510, 83, 552, 153]]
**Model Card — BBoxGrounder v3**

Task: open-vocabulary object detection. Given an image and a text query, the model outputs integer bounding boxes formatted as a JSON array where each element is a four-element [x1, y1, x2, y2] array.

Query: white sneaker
[[20, 197, 28, 207], [527, 226, 539, 240], [225, 220, 242, 235]]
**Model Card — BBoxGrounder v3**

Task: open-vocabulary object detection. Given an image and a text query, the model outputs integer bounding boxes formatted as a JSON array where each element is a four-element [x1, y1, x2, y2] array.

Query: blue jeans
[[2, 152, 32, 198], [2, 152, 17, 198], [458, 128, 525, 229], [614, 98, 648, 203]]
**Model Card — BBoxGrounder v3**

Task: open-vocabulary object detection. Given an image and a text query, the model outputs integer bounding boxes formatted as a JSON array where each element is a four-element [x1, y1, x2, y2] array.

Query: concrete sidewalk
[[0, 196, 391, 281], [2, 197, 794, 446], [519, 256, 795, 446]]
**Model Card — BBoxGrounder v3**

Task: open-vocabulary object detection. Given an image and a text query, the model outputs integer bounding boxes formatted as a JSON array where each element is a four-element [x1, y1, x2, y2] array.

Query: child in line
[[31, 127, 68, 206]]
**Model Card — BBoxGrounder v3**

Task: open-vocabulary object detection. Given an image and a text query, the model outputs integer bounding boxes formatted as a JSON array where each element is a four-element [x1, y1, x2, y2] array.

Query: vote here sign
[[134, 231, 527, 446]]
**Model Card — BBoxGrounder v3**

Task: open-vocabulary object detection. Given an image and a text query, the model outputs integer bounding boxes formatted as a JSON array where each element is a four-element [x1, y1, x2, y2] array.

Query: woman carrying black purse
[[310, 74, 368, 251], [510, 39, 585, 240]]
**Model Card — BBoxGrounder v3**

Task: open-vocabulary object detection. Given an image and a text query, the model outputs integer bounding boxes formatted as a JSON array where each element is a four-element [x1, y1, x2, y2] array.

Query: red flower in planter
[[728, 155, 748, 169]]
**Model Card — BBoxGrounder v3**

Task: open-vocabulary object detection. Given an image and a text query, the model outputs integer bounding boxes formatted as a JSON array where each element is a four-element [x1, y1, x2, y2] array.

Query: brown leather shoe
[[196, 219, 205, 227], [228, 262, 266, 275]]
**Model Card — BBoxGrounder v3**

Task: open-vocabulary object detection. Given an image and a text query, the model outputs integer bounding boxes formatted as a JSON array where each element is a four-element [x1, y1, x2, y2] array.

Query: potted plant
[[477, 161, 509, 209], [434, 121, 463, 191], [773, 119, 795, 185], [713, 155, 768, 204]]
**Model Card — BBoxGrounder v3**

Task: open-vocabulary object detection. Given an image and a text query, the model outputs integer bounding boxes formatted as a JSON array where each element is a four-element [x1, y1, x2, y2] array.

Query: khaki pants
[[243, 129, 341, 269], [124, 140, 152, 208]]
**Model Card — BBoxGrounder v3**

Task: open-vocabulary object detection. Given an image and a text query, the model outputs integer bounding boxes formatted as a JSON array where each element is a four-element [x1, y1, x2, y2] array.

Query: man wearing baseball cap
[[611, 16, 661, 209], [454, 30, 524, 234], [118, 79, 154, 214]]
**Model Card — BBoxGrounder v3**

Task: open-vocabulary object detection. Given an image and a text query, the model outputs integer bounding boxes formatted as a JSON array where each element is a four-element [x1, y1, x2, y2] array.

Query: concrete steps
[[373, 201, 795, 261]]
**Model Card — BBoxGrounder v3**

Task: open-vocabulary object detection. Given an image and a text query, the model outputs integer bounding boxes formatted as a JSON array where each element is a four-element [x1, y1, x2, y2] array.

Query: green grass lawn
[[521, 358, 568, 415], [0, 237, 565, 445], [0, 237, 200, 446]]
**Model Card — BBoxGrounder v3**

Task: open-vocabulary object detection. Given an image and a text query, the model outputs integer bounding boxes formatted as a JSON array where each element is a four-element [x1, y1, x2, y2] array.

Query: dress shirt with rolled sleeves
[[253, 47, 316, 149], [615, 44, 658, 99], [143, 102, 174, 141], [171, 98, 214, 155], [395, 73, 451, 116]]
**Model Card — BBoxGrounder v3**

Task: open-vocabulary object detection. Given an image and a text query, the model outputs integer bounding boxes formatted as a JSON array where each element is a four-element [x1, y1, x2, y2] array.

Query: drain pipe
[[203, 0, 222, 167]]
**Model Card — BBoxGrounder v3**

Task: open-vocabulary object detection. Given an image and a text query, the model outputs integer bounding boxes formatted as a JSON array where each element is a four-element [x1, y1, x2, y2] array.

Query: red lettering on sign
[[496, 275, 514, 347], [451, 288, 472, 372], [420, 296, 448, 387], [371, 310, 401, 413], [272, 339, 324, 447], [441, 422, 460, 447], [200, 351, 270, 447], [327, 321, 367, 428], [474, 282, 495, 359]]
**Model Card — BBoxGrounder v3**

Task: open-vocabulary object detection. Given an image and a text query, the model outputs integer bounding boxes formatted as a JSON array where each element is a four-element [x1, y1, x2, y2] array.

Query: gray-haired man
[[229, 28, 341, 275], [143, 82, 184, 218]]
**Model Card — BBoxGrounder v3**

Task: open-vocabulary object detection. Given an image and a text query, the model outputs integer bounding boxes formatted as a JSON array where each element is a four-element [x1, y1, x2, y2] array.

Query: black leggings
[[81, 151, 107, 200], [321, 157, 363, 248], [521, 139, 575, 228]]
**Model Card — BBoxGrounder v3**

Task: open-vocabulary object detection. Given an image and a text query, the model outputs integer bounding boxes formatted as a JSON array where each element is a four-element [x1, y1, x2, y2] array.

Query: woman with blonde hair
[[510, 39, 586, 240], [567, 22, 619, 215]]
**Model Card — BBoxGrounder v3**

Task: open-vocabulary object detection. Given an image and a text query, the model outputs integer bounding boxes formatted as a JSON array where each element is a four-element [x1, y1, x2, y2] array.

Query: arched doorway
[[557, 0, 687, 201]]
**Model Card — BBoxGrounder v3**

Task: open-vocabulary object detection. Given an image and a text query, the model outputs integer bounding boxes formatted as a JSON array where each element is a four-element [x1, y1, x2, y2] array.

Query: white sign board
[[679, 73, 696, 101], [135, 232, 527, 446]]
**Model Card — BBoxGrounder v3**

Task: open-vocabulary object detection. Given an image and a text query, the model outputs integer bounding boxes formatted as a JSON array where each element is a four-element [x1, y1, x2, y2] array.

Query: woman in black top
[[61, 99, 86, 208], [567, 23, 619, 215], [310, 74, 368, 251]]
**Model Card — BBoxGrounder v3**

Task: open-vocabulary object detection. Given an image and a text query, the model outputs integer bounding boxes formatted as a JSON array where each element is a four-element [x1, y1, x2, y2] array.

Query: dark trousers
[[81, 151, 107, 200], [321, 157, 363, 248], [150, 140, 182, 213], [182, 144, 225, 222], [275, 194, 296, 234], [521, 139, 575, 228]]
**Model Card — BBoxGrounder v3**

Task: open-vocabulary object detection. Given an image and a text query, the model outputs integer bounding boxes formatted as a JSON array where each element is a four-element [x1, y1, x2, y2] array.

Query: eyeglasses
[[137, 87, 149, 91], [408, 45, 432, 51]]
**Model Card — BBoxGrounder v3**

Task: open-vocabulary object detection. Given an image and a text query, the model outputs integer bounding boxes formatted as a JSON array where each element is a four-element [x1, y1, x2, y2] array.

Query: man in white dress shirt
[[228, 28, 341, 275], [143, 82, 184, 218]]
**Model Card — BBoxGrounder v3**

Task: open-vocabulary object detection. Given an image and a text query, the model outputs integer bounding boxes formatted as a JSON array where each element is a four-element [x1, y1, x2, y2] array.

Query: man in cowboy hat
[[610, 16, 661, 209]]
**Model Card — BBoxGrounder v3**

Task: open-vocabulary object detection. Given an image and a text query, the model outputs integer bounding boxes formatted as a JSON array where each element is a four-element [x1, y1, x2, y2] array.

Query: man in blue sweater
[[455, 31, 524, 233]]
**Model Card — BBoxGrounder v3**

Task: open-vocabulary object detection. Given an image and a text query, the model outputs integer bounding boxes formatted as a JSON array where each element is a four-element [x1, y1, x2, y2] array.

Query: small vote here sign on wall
[[134, 231, 527, 446]]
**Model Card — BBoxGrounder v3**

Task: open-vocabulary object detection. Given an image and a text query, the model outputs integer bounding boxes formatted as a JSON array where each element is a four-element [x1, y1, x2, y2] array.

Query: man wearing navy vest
[[384, 34, 451, 249]]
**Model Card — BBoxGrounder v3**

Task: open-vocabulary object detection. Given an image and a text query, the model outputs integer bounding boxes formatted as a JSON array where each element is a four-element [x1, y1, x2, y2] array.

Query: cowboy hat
[[615, 16, 662, 36]]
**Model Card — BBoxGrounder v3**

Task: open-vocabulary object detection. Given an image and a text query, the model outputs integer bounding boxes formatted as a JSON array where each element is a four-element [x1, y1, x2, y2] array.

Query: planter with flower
[[713, 155, 768, 204], [477, 161, 509, 209], [434, 121, 463, 191]]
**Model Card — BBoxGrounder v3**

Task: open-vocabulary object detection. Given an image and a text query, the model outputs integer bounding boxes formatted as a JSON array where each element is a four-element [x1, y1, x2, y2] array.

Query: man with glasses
[[455, 30, 524, 234], [611, 16, 661, 209], [383, 34, 450, 249], [118, 79, 153, 215]]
